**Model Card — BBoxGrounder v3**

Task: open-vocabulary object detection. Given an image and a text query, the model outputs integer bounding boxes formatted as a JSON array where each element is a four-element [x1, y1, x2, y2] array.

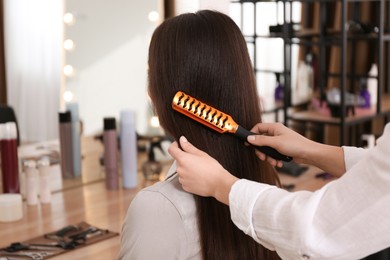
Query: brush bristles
[[172, 91, 236, 133]]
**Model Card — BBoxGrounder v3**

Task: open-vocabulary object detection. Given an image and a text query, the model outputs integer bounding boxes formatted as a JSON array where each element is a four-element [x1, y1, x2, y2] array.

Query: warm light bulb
[[63, 65, 75, 76], [63, 13, 75, 25], [63, 39, 75, 51], [150, 116, 160, 127], [63, 91, 74, 102], [148, 11, 159, 22]]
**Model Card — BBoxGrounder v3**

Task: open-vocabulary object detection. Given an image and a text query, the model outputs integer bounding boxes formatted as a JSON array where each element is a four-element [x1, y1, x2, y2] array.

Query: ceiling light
[[148, 11, 159, 22]]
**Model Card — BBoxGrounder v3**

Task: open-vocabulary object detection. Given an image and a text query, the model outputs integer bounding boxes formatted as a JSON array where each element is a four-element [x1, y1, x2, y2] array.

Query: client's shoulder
[[133, 169, 196, 219], [141, 174, 194, 205]]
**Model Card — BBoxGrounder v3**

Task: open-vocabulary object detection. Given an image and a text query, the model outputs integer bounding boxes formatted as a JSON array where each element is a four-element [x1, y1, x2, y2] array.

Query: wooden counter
[[0, 180, 139, 259]]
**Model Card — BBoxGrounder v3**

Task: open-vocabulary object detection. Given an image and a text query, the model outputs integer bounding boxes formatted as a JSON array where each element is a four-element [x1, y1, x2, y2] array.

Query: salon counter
[[0, 180, 140, 259], [0, 135, 173, 259]]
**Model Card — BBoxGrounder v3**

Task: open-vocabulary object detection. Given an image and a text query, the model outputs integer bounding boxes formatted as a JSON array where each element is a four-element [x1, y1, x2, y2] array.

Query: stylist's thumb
[[178, 136, 205, 156], [247, 134, 276, 148], [168, 141, 184, 160]]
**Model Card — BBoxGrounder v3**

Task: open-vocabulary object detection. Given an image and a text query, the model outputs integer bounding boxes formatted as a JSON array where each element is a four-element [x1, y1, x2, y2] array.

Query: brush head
[[172, 91, 238, 133], [172, 91, 293, 162]]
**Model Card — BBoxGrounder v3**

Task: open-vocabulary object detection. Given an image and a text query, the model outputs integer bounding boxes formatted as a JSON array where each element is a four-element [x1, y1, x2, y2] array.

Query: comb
[[172, 91, 292, 162]]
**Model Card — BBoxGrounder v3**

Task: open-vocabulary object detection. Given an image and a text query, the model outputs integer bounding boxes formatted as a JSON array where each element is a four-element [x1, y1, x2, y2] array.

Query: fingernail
[[247, 135, 255, 141], [180, 136, 188, 143]]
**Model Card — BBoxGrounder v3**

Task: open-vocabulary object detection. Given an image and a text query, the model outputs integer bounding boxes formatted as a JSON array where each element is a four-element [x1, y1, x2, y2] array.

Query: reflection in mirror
[[1, 1, 164, 194], [16, 137, 104, 192], [64, 0, 161, 136], [58, 0, 163, 189]]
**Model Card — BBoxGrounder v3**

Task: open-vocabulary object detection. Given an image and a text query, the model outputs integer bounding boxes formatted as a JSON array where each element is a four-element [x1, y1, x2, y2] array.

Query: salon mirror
[[6, 0, 163, 194], [61, 0, 162, 189], [65, 0, 161, 136]]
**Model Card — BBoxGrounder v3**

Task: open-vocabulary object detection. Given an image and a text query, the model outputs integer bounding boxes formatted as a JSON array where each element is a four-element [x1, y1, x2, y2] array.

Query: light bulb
[[63, 65, 75, 76], [63, 91, 74, 102], [63, 13, 75, 25], [63, 39, 75, 51], [148, 11, 159, 22]]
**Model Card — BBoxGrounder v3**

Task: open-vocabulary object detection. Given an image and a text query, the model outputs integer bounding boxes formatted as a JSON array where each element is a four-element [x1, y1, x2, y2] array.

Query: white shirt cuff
[[342, 146, 368, 171], [229, 179, 273, 243]]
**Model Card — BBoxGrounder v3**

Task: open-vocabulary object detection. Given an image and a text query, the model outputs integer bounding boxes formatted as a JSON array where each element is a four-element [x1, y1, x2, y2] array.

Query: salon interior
[[0, 0, 389, 259]]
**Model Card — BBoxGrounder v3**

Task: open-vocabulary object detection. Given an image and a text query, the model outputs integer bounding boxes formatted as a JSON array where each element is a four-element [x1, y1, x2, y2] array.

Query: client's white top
[[118, 163, 201, 260], [230, 123, 390, 260]]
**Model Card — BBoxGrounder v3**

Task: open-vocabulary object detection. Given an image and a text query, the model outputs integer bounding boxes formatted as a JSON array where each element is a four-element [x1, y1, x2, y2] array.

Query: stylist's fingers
[[169, 141, 190, 180], [254, 150, 283, 167], [178, 136, 207, 156], [266, 156, 283, 168], [250, 122, 280, 136], [168, 141, 185, 159], [247, 134, 277, 148], [254, 149, 266, 161]]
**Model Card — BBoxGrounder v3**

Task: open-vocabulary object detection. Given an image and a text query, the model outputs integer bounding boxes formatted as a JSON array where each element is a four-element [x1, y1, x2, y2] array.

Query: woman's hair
[[148, 10, 280, 260]]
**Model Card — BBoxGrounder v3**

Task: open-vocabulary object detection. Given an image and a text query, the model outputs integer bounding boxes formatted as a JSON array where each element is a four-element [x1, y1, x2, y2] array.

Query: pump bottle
[[66, 102, 81, 177], [58, 111, 74, 178], [103, 117, 119, 190], [25, 160, 38, 206], [0, 122, 19, 193], [367, 64, 378, 108], [120, 109, 138, 189], [38, 157, 51, 204]]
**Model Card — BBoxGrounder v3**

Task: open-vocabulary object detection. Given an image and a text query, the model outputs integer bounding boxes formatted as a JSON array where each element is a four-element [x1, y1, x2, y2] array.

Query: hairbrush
[[172, 91, 292, 162]]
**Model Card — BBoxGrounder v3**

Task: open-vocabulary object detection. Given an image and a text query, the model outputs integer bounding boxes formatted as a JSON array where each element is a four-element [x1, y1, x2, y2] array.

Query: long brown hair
[[148, 10, 280, 260]]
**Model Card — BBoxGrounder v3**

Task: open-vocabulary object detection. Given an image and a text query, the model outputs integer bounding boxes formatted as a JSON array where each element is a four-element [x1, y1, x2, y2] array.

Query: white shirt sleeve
[[230, 123, 390, 260], [342, 145, 369, 170]]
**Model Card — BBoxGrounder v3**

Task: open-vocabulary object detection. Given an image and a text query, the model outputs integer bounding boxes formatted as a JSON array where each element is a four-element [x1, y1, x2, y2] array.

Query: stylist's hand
[[168, 136, 238, 205], [248, 122, 316, 166], [250, 123, 346, 177]]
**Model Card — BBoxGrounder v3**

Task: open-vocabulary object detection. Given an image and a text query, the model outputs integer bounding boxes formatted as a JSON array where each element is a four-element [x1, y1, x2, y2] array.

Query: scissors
[[0, 251, 49, 260]]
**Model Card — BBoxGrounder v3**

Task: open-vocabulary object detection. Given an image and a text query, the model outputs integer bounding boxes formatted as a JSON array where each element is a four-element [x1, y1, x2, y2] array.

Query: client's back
[[119, 10, 280, 260]]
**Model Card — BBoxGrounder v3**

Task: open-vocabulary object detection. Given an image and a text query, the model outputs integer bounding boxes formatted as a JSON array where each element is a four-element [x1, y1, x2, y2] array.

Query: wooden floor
[[0, 155, 334, 259]]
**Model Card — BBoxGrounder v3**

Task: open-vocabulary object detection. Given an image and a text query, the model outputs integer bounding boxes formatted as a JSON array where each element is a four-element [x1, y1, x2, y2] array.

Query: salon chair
[[0, 104, 20, 145]]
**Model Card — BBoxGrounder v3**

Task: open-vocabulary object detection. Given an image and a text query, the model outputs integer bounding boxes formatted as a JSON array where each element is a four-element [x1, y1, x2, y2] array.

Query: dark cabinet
[[231, 0, 390, 146]]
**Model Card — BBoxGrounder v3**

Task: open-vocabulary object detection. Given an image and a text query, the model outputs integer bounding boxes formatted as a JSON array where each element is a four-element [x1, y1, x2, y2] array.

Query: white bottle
[[25, 160, 38, 206], [295, 55, 314, 104], [120, 109, 138, 189], [367, 64, 378, 108], [38, 157, 51, 204]]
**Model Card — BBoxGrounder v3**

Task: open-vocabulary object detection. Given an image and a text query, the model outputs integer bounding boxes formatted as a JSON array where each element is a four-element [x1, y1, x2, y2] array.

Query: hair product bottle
[[367, 63, 378, 108], [274, 72, 284, 102], [25, 160, 38, 206], [66, 102, 81, 177], [120, 109, 138, 189], [359, 78, 370, 108], [296, 53, 314, 104], [103, 117, 119, 190], [0, 122, 20, 193], [38, 157, 51, 204], [58, 111, 74, 178]]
